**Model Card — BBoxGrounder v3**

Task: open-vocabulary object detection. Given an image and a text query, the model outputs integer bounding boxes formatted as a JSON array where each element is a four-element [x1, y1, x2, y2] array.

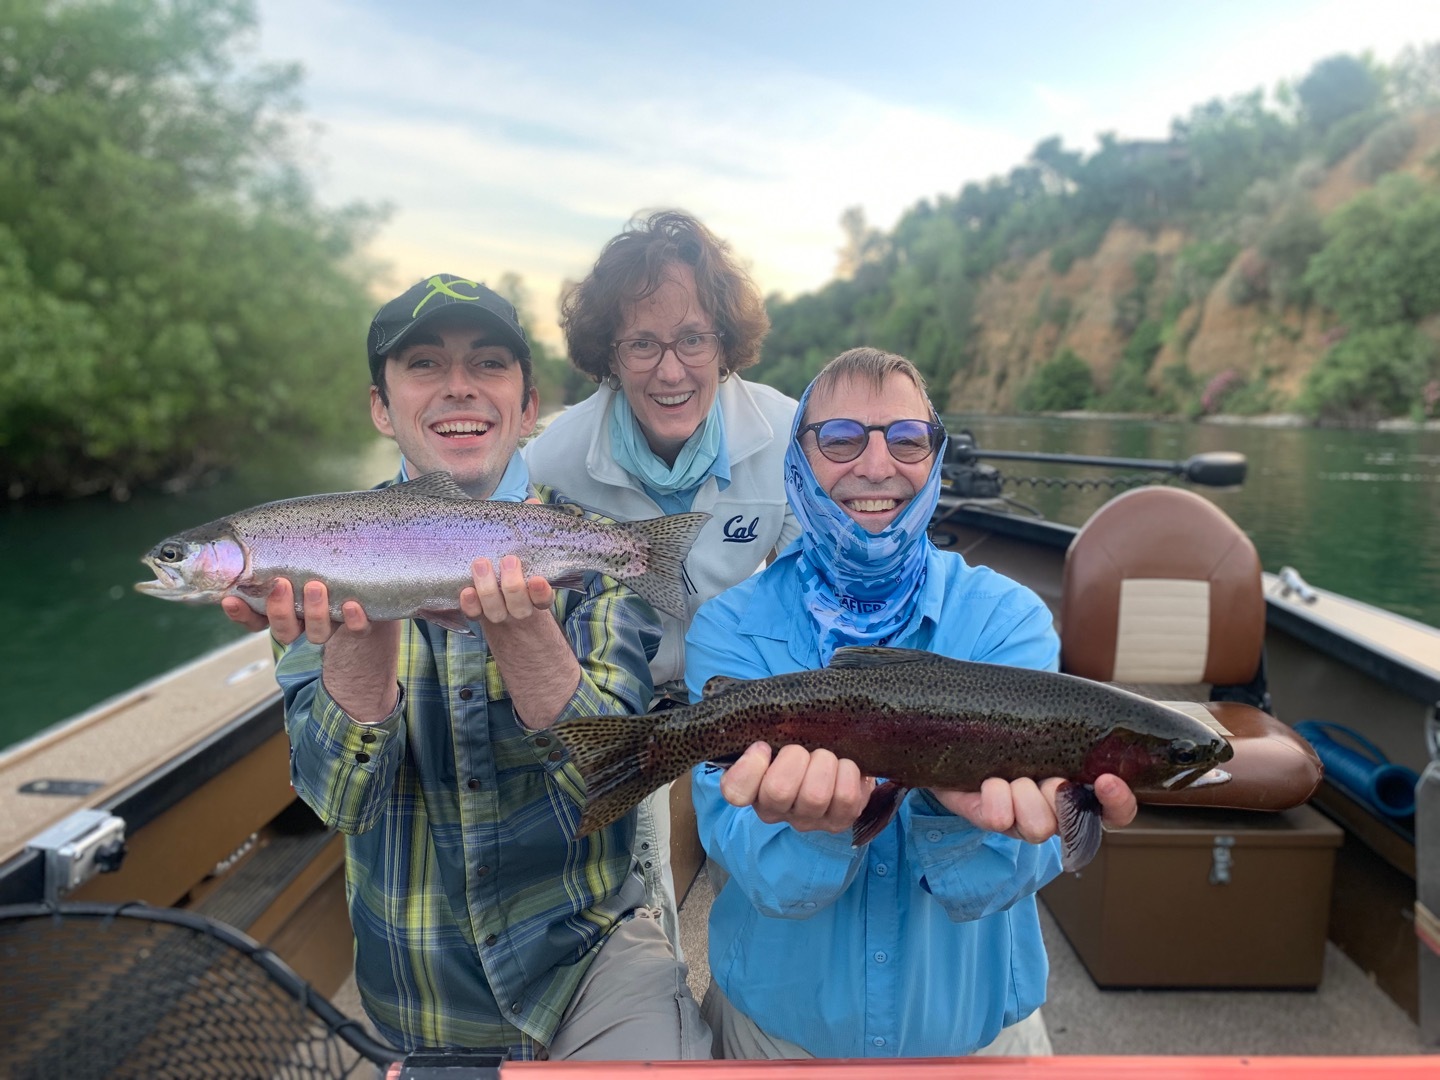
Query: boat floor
[[330, 864, 1432, 1058]]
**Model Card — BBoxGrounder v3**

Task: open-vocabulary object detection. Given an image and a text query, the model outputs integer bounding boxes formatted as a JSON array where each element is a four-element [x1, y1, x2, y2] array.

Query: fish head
[[1153, 731, 1235, 790], [134, 529, 248, 603], [1085, 723, 1234, 792]]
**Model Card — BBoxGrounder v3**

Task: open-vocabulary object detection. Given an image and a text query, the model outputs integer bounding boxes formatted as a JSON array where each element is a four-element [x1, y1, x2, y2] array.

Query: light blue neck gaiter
[[784, 384, 947, 664], [398, 452, 531, 501], [609, 389, 724, 496]]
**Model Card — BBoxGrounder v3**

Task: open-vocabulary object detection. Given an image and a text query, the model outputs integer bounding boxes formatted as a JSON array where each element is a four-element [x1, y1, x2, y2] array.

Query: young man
[[686, 347, 1138, 1059], [223, 275, 709, 1060]]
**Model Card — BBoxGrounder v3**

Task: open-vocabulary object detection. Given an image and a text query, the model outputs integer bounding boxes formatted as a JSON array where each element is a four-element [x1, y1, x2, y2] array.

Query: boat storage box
[[1041, 802, 1342, 988]]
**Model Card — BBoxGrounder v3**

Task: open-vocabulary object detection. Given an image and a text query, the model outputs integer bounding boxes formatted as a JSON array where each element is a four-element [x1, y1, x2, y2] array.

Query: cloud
[[254, 1, 1028, 339]]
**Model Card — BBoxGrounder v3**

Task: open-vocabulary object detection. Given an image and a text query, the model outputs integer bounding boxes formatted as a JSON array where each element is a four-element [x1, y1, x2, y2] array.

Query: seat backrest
[[1061, 486, 1264, 687]]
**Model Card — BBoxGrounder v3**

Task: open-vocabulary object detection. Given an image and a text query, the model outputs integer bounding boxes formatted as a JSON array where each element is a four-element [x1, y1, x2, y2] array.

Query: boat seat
[[1060, 486, 1321, 811]]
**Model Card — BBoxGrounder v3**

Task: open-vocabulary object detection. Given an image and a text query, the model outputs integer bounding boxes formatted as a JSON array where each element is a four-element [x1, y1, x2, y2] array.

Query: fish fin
[[701, 674, 745, 698], [1056, 781, 1103, 873], [852, 781, 908, 846], [550, 712, 672, 836], [416, 608, 474, 635], [619, 511, 711, 619], [544, 502, 590, 518], [547, 570, 590, 593], [827, 646, 935, 669], [390, 472, 474, 500]]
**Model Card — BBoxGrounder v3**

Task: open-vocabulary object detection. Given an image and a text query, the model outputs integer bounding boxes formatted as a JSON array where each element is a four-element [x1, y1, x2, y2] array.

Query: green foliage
[[1305, 174, 1440, 327], [752, 45, 1439, 424], [1319, 107, 1392, 166], [1355, 117, 1416, 181], [1175, 239, 1240, 302], [1016, 350, 1094, 412], [1256, 200, 1326, 307], [1300, 324, 1437, 421], [1297, 55, 1384, 135], [0, 0, 385, 497]]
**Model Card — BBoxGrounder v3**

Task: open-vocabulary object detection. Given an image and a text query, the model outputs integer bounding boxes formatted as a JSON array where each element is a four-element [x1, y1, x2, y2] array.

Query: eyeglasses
[[798, 417, 945, 464], [611, 331, 723, 372]]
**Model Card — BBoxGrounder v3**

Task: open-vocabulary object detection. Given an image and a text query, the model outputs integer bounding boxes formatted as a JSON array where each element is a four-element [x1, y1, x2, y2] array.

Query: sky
[[252, 0, 1440, 345]]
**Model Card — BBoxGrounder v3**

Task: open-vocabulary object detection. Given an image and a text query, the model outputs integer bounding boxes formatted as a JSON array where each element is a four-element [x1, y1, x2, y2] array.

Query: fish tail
[[620, 511, 710, 619], [550, 712, 670, 836], [1056, 781, 1103, 872]]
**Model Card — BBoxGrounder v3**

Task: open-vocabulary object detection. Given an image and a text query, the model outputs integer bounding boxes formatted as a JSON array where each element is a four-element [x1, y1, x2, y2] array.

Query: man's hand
[[929, 773, 1137, 842], [720, 742, 875, 834], [461, 554, 580, 730], [460, 555, 554, 626], [222, 578, 374, 647]]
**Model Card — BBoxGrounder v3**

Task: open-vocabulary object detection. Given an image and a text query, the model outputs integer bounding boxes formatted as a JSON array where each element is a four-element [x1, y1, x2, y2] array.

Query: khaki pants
[[700, 981, 1053, 1059], [633, 783, 682, 960], [546, 908, 711, 1060]]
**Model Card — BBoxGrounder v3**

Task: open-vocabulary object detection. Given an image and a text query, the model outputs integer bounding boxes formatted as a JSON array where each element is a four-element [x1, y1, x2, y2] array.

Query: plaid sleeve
[[276, 638, 406, 834]]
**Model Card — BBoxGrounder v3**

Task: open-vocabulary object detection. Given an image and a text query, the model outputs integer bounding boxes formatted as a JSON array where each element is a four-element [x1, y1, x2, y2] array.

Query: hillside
[[953, 112, 1440, 415], [758, 50, 1440, 426]]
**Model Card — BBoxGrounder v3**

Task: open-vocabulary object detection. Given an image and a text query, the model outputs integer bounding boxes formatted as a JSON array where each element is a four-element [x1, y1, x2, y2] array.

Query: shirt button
[[360, 731, 376, 744], [875, 863, 888, 876], [466, 778, 481, 791], [354, 752, 370, 764], [874, 951, 887, 963], [547, 750, 563, 762], [872, 1036, 885, 1048], [511, 1003, 522, 1014], [458, 687, 473, 700], [485, 934, 498, 946], [477, 865, 491, 877], [927, 829, 943, 842], [534, 736, 551, 748]]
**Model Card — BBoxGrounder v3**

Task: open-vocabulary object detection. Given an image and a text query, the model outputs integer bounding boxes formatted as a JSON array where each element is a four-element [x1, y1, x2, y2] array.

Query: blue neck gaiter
[[784, 384, 946, 664], [609, 389, 724, 496]]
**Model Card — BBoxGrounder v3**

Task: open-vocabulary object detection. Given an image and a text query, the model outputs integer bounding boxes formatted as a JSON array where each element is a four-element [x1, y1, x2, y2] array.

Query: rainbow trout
[[136, 472, 708, 625], [552, 646, 1234, 871]]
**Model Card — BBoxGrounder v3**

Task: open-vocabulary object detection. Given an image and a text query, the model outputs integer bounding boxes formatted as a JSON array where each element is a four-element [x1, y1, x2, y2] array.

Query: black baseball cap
[[367, 274, 531, 385]]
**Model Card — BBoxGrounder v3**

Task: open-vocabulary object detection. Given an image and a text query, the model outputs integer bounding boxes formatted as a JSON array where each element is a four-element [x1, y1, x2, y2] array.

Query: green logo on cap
[[412, 275, 487, 317]]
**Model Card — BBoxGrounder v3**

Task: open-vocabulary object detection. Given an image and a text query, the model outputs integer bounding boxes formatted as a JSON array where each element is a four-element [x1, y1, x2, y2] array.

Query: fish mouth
[[1162, 765, 1233, 791], [134, 559, 208, 602]]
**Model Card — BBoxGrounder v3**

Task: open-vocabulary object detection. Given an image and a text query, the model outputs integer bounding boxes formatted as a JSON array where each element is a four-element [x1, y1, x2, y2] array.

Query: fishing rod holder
[[943, 430, 1248, 490], [26, 809, 127, 903]]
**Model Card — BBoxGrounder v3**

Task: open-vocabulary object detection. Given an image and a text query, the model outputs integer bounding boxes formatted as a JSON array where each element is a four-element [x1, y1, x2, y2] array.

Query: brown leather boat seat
[[1060, 486, 1321, 811]]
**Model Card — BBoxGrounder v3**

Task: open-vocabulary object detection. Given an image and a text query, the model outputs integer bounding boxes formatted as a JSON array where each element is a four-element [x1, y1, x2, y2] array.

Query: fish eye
[[1171, 740, 1198, 764], [158, 542, 185, 562]]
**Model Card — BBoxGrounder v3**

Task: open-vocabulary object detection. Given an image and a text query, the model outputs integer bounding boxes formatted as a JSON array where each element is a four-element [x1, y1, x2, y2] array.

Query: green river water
[[3, 416, 1437, 751]]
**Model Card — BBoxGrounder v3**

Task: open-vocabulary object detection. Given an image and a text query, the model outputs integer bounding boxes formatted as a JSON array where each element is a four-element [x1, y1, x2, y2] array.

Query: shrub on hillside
[[1355, 118, 1416, 182], [1300, 324, 1437, 421], [1016, 349, 1095, 412]]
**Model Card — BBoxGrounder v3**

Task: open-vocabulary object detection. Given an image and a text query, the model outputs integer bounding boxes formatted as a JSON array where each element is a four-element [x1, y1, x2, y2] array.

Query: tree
[[1305, 174, 1440, 327], [1295, 54, 1383, 135], [0, 0, 385, 497]]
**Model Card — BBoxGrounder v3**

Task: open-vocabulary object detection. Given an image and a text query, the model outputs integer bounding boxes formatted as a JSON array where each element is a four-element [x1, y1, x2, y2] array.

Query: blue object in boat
[[1294, 719, 1419, 819]]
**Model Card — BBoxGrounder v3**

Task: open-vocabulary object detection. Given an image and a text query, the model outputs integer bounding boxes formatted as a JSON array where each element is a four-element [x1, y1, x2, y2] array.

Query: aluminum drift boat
[[0, 434, 1436, 1074]]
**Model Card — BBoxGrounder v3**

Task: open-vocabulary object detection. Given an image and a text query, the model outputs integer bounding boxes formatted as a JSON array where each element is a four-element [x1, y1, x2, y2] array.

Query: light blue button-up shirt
[[686, 543, 1064, 1058]]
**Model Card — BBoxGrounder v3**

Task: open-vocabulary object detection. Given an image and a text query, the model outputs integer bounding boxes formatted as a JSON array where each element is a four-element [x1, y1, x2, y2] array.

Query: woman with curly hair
[[524, 210, 800, 955]]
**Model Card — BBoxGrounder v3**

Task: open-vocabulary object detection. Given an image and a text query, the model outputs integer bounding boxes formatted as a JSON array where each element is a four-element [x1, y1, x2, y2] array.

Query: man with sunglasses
[[685, 348, 1138, 1060]]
